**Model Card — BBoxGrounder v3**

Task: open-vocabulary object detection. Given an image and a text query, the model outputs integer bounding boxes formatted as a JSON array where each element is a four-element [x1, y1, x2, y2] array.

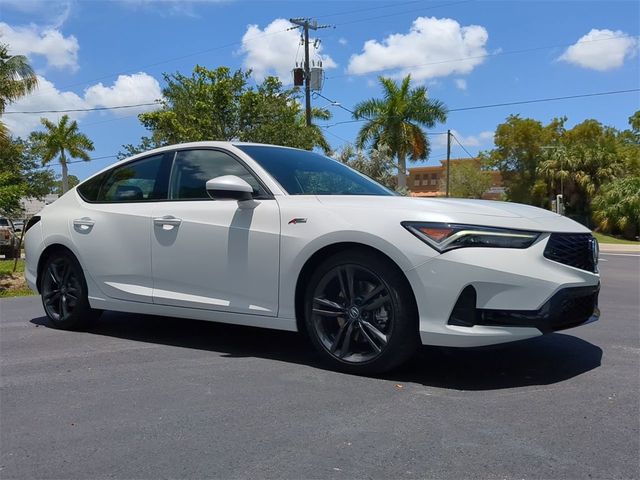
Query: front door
[[151, 148, 280, 316]]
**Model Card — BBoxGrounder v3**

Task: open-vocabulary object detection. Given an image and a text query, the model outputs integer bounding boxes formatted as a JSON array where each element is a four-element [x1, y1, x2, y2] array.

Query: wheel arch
[[294, 242, 418, 335], [36, 243, 79, 292]]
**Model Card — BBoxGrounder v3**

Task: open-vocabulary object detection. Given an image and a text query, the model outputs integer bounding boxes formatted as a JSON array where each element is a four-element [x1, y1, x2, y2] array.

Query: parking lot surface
[[1, 254, 638, 479]]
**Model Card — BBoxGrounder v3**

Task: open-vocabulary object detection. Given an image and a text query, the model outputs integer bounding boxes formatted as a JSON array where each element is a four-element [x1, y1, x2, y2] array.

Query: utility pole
[[446, 129, 451, 198], [289, 18, 330, 127]]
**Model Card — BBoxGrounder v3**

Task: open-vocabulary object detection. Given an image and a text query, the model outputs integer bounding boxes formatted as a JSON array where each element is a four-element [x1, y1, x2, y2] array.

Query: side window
[[100, 154, 167, 202], [77, 170, 110, 202], [169, 149, 266, 200]]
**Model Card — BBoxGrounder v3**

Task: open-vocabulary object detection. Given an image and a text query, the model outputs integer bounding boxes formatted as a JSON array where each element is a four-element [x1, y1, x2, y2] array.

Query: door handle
[[73, 217, 95, 231], [153, 215, 182, 229]]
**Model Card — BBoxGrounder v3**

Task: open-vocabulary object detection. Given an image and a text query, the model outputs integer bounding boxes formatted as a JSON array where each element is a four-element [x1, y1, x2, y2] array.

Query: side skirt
[[88, 296, 298, 332]]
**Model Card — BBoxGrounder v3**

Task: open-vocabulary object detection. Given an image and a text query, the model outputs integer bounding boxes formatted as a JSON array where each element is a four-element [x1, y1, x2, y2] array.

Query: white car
[[23, 142, 600, 373]]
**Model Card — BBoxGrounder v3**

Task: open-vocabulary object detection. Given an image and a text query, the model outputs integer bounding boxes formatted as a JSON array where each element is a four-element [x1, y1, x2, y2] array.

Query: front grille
[[544, 233, 597, 273]]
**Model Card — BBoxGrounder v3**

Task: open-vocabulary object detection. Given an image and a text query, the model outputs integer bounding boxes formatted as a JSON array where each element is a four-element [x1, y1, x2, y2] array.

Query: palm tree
[[353, 75, 447, 189], [0, 43, 38, 140], [30, 115, 94, 194]]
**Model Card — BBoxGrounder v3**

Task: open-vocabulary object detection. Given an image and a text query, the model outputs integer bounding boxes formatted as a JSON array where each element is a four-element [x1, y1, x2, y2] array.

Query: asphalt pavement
[[1, 254, 638, 479]]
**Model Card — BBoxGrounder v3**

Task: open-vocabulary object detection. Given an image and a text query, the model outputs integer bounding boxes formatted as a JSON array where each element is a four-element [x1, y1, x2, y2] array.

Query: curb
[[599, 243, 640, 254]]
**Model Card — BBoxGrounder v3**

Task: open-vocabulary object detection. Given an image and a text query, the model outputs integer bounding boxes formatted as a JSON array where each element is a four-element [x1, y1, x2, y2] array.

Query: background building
[[19, 194, 59, 219], [408, 158, 505, 200]]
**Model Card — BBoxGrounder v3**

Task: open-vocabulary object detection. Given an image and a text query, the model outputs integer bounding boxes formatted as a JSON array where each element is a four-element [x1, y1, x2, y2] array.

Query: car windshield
[[236, 145, 393, 196], [0, 219, 9, 226]]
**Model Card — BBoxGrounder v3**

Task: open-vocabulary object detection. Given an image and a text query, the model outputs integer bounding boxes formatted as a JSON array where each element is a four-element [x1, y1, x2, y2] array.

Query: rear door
[[150, 148, 280, 316], [71, 153, 172, 303]]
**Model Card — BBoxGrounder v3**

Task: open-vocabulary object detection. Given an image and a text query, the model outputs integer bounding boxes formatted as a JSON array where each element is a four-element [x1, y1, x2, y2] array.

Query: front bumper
[[452, 284, 599, 333], [404, 234, 601, 347]]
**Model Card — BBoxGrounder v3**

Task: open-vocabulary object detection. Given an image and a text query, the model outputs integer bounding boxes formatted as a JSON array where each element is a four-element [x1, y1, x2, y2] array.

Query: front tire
[[304, 249, 419, 374], [40, 251, 101, 330]]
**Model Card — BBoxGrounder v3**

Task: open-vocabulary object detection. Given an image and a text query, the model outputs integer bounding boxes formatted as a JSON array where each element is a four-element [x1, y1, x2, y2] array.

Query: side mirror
[[206, 175, 254, 201]]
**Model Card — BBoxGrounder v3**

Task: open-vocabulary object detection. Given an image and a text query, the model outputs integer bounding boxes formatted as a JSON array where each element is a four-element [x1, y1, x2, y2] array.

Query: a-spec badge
[[288, 218, 308, 225]]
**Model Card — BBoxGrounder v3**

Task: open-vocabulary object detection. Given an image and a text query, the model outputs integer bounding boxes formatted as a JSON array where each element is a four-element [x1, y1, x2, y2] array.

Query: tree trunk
[[61, 150, 69, 194], [396, 151, 407, 190]]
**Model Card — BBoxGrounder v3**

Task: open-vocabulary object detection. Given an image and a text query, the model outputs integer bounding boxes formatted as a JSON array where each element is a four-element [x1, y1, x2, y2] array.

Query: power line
[[318, 88, 640, 128], [22, 28, 295, 99], [4, 101, 161, 115], [450, 132, 475, 158], [333, 0, 473, 27], [448, 89, 640, 112], [317, 0, 425, 20], [23, 0, 467, 98]]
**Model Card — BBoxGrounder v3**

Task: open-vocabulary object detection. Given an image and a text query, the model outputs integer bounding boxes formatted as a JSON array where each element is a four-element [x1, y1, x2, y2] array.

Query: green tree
[[615, 110, 640, 175], [0, 43, 38, 141], [538, 119, 625, 218], [483, 115, 564, 206], [443, 160, 492, 199], [129, 66, 332, 156], [592, 176, 640, 240], [0, 136, 56, 216], [352, 75, 447, 189], [29, 115, 94, 194], [53, 174, 79, 195], [335, 144, 398, 191], [238, 77, 332, 153]]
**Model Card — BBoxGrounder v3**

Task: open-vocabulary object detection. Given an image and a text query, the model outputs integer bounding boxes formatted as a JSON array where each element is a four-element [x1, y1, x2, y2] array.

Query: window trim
[[164, 146, 275, 202], [77, 152, 174, 204]]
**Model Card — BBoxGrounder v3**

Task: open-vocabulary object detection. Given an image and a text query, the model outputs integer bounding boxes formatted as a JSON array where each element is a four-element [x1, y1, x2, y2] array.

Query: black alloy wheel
[[41, 252, 100, 329], [305, 249, 419, 374]]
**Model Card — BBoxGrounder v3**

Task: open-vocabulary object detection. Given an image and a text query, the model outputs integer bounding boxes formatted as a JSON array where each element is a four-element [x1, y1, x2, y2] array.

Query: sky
[[1, 0, 639, 182]]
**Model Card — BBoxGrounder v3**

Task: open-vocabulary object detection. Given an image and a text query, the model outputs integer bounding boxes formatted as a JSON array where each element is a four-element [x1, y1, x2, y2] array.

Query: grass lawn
[[592, 232, 640, 245], [0, 259, 35, 298]]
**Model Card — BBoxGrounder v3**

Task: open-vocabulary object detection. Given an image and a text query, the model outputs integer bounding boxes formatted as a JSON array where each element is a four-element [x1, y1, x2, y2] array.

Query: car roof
[[78, 141, 304, 188]]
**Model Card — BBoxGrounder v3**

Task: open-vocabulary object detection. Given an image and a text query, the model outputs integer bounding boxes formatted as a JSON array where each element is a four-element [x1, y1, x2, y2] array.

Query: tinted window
[[236, 145, 392, 196], [77, 170, 110, 202], [169, 149, 266, 200], [0, 218, 9, 226], [100, 154, 167, 202]]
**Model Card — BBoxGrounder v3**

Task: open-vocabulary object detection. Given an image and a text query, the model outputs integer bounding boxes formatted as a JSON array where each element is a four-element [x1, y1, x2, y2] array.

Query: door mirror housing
[[206, 175, 254, 201]]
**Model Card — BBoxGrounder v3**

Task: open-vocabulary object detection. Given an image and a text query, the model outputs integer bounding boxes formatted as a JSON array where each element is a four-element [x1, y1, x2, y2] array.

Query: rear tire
[[40, 251, 101, 330], [304, 248, 419, 374]]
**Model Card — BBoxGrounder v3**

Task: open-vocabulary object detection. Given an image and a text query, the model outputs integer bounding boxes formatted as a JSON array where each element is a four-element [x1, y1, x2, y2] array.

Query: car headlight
[[402, 222, 540, 253]]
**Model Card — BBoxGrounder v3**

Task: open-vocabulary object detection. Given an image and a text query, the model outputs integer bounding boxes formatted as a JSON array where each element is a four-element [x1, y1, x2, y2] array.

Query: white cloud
[[0, 22, 79, 71], [558, 29, 638, 71], [0, 1, 72, 27], [4, 73, 162, 137], [347, 16, 488, 81], [454, 78, 467, 90], [240, 18, 336, 83], [338, 37, 348, 46], [84, 73, 163, 114]]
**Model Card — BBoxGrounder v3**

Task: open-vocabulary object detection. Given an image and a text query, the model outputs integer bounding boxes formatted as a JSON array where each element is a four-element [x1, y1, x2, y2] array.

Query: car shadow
[[30, 312, 602, 391]]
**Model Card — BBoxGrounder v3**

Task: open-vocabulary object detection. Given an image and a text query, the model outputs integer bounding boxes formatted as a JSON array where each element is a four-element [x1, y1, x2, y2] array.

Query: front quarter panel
[[275, 196, 440, 321]]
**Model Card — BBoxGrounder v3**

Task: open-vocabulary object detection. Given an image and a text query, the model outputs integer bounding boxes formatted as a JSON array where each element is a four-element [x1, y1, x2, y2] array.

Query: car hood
[[315, 196, 591, 233]]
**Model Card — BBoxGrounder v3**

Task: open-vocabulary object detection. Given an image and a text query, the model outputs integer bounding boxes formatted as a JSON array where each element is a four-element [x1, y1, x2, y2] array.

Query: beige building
[[19, 194, 59, 218], [408, 158, 505, 200]]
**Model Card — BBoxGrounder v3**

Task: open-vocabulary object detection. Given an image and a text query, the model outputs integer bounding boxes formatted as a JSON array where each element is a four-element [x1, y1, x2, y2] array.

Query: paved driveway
[[1, 253, 638, 479]]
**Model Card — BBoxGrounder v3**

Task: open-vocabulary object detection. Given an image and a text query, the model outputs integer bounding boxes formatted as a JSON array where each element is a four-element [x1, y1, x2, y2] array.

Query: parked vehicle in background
[[13, 220, 24, 232], [0, 218, 20, 259], [23, 142, 601, 374]]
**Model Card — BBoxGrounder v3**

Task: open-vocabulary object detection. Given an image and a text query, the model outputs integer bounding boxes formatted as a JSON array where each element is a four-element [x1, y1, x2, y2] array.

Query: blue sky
[[1, 0, 639, 181]]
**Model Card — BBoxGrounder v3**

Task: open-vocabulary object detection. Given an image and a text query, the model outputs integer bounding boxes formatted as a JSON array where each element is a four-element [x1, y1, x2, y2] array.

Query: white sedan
[[23, 142, 600, 373]]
